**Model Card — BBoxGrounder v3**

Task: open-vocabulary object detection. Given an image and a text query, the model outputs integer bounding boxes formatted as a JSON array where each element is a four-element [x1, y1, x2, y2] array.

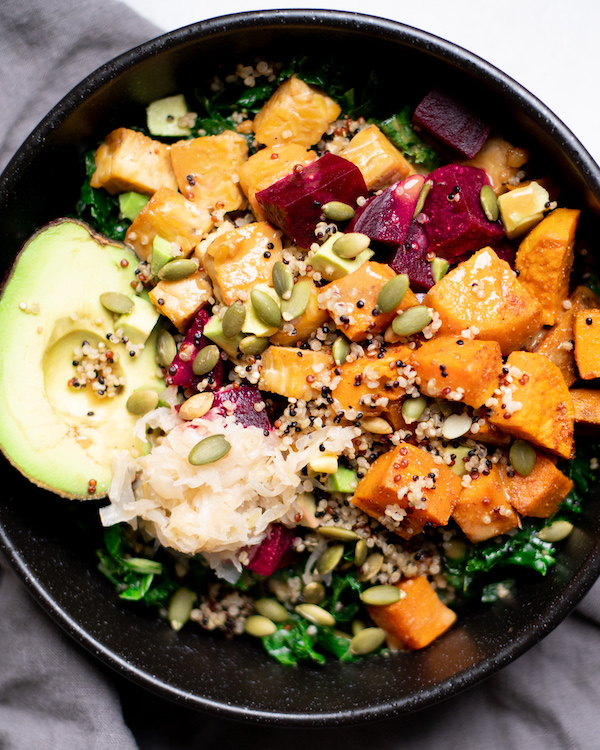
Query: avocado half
[[0, 219, 163, 499]]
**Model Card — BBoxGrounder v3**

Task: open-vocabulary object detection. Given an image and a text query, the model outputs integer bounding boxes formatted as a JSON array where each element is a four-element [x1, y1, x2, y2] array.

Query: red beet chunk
[[348, 174, 425, 246], [390, 220, 434, 291], [492, 240, 517, 268], [246, 524, 297, 576], [165, 308, 224, 391], [212, 384, 271, 431], [412, 87, 491, 159], [256, 153, 368, 248], [422, 164, 505, 261]]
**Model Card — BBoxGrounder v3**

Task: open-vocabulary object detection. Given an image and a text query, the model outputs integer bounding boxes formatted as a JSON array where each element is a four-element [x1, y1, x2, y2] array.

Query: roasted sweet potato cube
[[332, 345, 414, 416], [515, 208, 579, 326], [125, 188, 212, 261], [453, 465, 519, 543], [351, 443, 462, 539], [253, 75, 341, 148], [366, 576, 456, 650], [323, 262, 418, 342], [338, 124, 415, 191], [489, 351, 574, 459], [148, 271, 213, 332], [239, 143, 317, 220], [533, 286, 599, 387], [203, 222, 283, 305], [574, 309, 600, 380], [258, 346, 333, 401], [500, 452, 573, 518], [424, 247, 543, 355], [170, 131, 248, 211], [571, 389, 600, 431], [90, 128, 177, 195], [270, 279, 329, 345], [467, 412, 511, 445], [409, 336, 502, 409], [385, 400, 417, 439], [460, 136, 529, 195]]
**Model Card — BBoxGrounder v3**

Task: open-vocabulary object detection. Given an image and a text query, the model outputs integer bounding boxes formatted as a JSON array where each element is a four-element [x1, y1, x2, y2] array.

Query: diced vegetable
[[338, 123, 415, 191], [148, 270, 213, 332], [489, 351, 574, 460], [253, 75, 341, 148], [246, 524, 298, 576], [258, 346, 333, 401], [212, 385, 271, 431], [515, 208, 579, 326], [366, 576, 456, 649], [170, 131, 248, 211], [424, 247, 543, 355], [270, 278, 329, 345], [461, 136, 529, 195], [452, 466, 519, 543], [164, 308, 223, 391], [389, 221, 434, 291], [90, 127, 178, 195], [146, 94, 192, 137], [571, 389, 600, 431], [497, 181, 550, 239], [501, 452, 573, 518], [574, 309, 600, 380]]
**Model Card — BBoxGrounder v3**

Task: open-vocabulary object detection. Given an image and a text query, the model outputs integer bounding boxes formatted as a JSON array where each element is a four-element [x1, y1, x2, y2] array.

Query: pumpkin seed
[[192, 344, 220, 376], [448, 445, 472, 477], [178, 392, 214, 420], [254, 598, 289, 623], [297, 492, 317, 528], [281, 279, 311, 321], [322, 201, 355, 222], [156, 329, 177, 367], [509, 439, 536, 477], [354, 539, 368, 568], [332, 232, 370, 259], [317, 543, 345, 575], [350, 627, 386, 656], [431, 256, 450, 283], [295, 603, 335, 627], [222, 301, 246, 338], [100, 291, 134, 315], [361, 416, 393, 435], [158, 257, 198, 281], [251, 288, 282, 328], [307, 454, 338, 474], [360, 584, 402, 606], [126, 388, 159, 416], [441, 413, 472, 440], [537, 520, 574, 543], [239, 335, 270, 356], [357, 552, 383, 582], [317, 526, 359, 542], [391, 305, 432, 336], [402, 395, 427, 424], [168, 587, 197, 631], [302, 581, 325, 604], [332, 335, 351, 365], [480, 184, 500, 222], [413, 179, 432, 219], [188, 434, 231, 465], [436, 397, 453, 417], [244, 614, 277, 638], [376, 273, 409, 313], [272, 261, 294, 299], [352, 619, 366, 636], [443, 539, 467, 560]]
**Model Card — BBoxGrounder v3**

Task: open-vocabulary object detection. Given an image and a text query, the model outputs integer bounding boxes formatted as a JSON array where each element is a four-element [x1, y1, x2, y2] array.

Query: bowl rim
[[2, 7, 600, 726]]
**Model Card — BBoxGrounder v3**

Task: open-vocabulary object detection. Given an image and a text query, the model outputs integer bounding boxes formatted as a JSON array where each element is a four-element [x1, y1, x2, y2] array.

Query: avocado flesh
[[0, 219, 163, 499]]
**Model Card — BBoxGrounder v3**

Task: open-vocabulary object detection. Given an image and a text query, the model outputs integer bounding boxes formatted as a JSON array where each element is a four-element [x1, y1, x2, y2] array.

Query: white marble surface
[[120, 0, 600, 165]]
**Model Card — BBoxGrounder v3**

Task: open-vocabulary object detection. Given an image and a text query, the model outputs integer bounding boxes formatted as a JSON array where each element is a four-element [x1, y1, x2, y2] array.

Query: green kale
[[76, 151, 130, 241], [379, 107, 441, 172], [262, 618, 326, 666], [556, 440, 600, 519], [325, 570, 364, 623], [315, 627, 360, 662]]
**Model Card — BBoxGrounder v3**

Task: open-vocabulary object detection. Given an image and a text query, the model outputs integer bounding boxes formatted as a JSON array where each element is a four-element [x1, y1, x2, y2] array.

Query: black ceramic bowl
[[1, 9, 600, 726]]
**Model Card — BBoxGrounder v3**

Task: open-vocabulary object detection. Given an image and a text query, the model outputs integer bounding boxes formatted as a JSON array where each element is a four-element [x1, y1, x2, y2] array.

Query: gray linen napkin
[[2, 2, 600, 749]]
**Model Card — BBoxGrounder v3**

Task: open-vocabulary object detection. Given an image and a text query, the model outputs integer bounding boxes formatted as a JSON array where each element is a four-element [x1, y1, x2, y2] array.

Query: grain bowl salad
[[1, 58, 599, 666]]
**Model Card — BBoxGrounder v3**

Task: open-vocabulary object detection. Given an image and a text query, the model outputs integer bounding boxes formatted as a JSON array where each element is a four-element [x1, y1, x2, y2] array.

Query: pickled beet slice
[[246, 524, 298, 576], [422, 164, 505, 261], [348, 174, 425, 246], [256, 153, 368, 248], [165, 308, 224, 391], [212, 384, 272, 431], [390, 220, 434, 291], [412, 87, 491, 159]]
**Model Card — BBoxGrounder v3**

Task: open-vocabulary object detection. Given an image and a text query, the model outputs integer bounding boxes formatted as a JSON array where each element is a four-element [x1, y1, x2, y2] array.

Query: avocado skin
[[0, 219, 163, 499]]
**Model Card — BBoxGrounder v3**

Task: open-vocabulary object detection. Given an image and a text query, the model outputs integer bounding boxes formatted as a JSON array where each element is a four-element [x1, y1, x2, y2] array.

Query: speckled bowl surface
[[1, 9, 600, 726]]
